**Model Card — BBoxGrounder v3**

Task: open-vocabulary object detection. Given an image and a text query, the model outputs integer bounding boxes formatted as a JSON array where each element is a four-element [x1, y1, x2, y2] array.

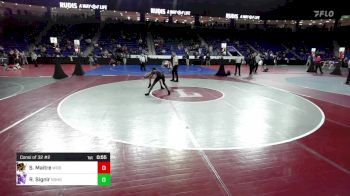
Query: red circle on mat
[[152, 87, 223, 102]]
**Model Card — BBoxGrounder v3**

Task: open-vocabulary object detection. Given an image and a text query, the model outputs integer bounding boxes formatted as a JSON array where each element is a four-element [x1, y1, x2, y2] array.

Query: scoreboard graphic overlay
[[16, 153, 110, 186]]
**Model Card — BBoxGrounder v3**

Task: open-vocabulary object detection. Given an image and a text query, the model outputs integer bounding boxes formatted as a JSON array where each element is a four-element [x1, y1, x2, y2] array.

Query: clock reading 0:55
[[96, 155, 108, 160]]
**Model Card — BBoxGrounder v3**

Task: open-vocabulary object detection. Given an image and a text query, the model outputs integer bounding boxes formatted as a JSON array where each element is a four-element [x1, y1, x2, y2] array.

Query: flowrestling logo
[[314, 10, 335, 18]]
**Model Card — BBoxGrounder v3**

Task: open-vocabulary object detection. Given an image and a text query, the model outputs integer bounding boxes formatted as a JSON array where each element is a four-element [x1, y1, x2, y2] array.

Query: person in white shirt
[[21, 52, 28, 65], [184, 52, 190, 66], [346, 59, 350, 85], [31, 52, 38, 67], [273, 55, 278, 66], [170, 52, 179, 82], [122, 52, 127, 65], [254, 54, 261, 73], [139, 53, 146, 71]]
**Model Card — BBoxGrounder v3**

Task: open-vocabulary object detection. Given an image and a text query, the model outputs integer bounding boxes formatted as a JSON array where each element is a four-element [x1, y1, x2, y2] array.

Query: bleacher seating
[[0, 19, 46, 52], [97, 23, 147, 56], [0, 17, 341, 62], [152, 25, 200, 55], [39, 23, 99, 57]]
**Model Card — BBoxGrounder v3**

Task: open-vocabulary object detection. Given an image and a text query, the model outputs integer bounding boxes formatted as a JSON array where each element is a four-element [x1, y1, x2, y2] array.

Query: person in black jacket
[[235, 56, 243, 76], [248, 54, 255, 76]]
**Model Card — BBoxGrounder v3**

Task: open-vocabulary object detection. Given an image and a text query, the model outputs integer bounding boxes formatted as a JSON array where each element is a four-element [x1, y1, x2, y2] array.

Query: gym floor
[[0, 64, 349, 195]]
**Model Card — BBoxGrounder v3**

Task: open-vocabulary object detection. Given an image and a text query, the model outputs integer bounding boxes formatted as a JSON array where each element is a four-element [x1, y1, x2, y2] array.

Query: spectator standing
[[0, 48, 9, 71], [306, 54, 313, 66], [205, 53, 211, 66], [88, 53, 97, 67], [200, 53, 205, 65], [273, 55, 278, 66], [122, 52, 127, 65], [13, 49, 22, 70], [184, 52, 190, 66], [315, 55, 323, 74], [254, 53, 261, 73], [21, 52, 28, 65], [234, 56, 243, 76], [31, 52, 38, 67], [248, 54, 255, 76]]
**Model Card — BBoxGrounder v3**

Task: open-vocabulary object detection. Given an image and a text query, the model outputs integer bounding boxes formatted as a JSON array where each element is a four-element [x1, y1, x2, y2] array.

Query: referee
[[170, 52, 179, 82], [139, 53, 146, 71]]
